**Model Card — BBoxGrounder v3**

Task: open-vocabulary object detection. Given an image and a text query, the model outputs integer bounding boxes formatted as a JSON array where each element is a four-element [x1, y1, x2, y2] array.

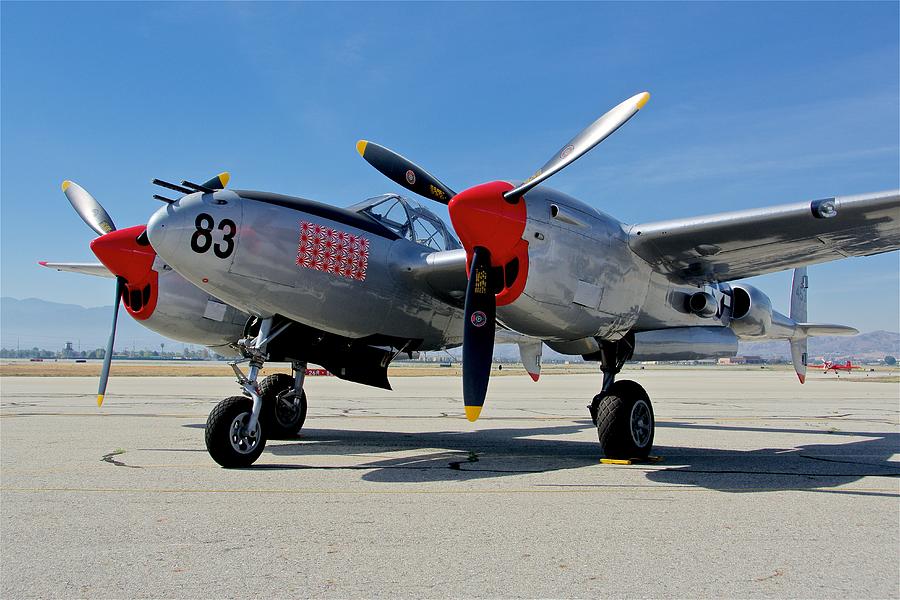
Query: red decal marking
[[296, 221, 369, 281]]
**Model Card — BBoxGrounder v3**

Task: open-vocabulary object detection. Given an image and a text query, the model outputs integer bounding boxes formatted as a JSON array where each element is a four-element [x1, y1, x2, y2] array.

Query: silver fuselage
[[146, 186, 726, 351]]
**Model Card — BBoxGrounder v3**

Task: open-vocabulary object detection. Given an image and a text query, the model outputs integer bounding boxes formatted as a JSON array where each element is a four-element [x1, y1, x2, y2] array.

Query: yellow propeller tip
[[356, 140, 368, 157], [636, 92, 651, 110], [218, 172, 230, 188], [97, 394, 104, 407], [61, 180, 72, 192], [464, 405, 482, 422]]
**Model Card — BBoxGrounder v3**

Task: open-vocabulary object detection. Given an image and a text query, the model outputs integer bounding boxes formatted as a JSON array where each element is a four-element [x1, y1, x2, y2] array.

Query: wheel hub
[[229, 411, 260, 454], [630, 399, 652, 448], [275, 391, 301, 426]]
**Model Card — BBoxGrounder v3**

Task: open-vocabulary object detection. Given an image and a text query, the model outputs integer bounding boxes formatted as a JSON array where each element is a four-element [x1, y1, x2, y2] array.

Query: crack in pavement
[[101, 449, 141, 469]]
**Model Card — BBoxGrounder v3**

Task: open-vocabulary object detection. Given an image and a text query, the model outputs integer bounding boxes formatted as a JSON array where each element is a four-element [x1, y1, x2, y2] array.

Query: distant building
[[718, 355, 766, 365]]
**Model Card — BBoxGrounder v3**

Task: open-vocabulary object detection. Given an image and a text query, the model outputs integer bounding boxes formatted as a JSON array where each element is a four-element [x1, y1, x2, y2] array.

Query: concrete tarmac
[[2, 368, 898, 598]]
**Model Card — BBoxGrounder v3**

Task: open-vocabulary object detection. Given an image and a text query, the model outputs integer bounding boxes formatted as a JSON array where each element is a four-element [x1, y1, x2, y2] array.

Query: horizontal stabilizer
[[797, 323, 858, 337]]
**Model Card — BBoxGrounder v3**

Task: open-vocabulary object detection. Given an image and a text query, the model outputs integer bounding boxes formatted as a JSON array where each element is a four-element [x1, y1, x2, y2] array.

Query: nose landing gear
[[258, 362, 309, 439], [205, 317, 306, 468], [205, 395, 266, 467]]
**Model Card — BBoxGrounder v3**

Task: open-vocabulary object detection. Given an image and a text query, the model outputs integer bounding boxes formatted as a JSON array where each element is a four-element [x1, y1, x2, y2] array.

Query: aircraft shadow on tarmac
[[243, 422, 900, 495]]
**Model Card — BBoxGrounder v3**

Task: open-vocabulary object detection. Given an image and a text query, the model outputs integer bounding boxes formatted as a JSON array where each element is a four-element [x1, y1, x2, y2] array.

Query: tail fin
[[517, 340, 542, 382], [790, 267, 808, 322], [787, 267, 857, 383], [789, 268, 809, 383], [790, 339, 808, 383]]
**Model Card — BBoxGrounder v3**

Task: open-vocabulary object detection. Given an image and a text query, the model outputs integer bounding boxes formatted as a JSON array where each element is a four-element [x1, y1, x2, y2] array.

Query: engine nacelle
[[497, 188, 653, 341], [140, 265, 248, 355], [728, 284, 774, 338]]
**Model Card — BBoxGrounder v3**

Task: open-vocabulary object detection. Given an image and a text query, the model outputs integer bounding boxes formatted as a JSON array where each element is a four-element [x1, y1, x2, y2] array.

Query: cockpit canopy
[[349, 194, 461, 251]]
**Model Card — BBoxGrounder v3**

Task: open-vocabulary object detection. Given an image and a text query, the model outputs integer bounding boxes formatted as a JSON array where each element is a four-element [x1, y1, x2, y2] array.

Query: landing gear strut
[[586, 335, 655, 459], [205, 317, 293, 468], [258, 361, 309, 439]]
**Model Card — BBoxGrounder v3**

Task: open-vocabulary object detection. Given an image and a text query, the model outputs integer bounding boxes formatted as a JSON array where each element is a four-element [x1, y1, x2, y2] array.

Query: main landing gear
[[587, 337, 655, 460], [205, 318, 308, 468]]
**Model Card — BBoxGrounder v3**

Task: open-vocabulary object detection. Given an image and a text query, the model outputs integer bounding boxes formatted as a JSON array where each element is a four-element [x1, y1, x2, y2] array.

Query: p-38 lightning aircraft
[[53, 92, 900, 467]]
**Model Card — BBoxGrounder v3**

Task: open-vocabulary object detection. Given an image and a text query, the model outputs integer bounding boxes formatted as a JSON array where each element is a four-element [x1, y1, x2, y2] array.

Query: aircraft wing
[[39, 261, 114, 278], [627, 190, 900, 284]]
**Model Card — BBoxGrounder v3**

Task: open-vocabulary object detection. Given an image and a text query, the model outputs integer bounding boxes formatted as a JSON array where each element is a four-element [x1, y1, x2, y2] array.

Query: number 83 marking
[[190, 213, 236, 258]]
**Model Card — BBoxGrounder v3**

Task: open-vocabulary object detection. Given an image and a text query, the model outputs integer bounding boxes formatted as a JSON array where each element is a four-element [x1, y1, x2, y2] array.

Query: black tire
[[258, 373, 307, 439], [595, 380, 654, 459], [588, 394, 602, 425], [205, 396, 267, 468]]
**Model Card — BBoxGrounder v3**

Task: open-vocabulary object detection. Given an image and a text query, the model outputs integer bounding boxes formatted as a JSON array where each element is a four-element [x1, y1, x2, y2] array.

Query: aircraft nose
[[146, 190, 243, 280], [146, 199, 184, 258]]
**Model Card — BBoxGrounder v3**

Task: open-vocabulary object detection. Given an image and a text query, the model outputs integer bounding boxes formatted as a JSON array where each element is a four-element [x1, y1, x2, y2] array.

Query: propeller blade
[[356, 140, 456, 204], [462, 246, 497, 421], [201, 171, 231, 190], [504, 91, 650, 202], [61, 180, 117, 235], [97, 277, 124, 407]]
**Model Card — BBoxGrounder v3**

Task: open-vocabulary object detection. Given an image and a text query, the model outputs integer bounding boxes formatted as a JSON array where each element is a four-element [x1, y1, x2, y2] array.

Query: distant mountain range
[[739, 330, 899, 360], [1, 297, 174, 352], [2, 296, 898, 359]]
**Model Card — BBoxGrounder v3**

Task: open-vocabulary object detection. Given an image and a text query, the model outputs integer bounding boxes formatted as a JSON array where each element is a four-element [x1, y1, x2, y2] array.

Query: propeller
[[503, 91, 649, 202], [62, 180, 116, 235], [356, 141, 456, 204], [461, 246, 500, 420], [60, 173, 229, 405], [357, 92, 650, 419], [98, 277, 125, 406], [201, 172, 231, 190]]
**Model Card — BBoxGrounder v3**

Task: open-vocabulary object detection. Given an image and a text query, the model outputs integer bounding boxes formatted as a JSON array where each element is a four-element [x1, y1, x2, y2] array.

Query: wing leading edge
[[627, 190, 900, 284], [39, 261, 114, 278]]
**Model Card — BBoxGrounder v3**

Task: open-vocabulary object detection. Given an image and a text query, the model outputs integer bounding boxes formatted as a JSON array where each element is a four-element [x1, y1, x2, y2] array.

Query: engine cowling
[[728, 284, 774, 338], [496, 189, 653, 341]]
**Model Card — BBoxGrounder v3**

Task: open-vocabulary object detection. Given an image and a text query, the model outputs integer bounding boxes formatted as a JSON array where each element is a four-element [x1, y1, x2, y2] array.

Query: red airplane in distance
[[816, 360, 863, 373]]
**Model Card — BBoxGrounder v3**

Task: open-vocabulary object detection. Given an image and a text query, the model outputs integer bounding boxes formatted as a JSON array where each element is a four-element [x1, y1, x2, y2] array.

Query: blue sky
[[2, 2, 898, 336]]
